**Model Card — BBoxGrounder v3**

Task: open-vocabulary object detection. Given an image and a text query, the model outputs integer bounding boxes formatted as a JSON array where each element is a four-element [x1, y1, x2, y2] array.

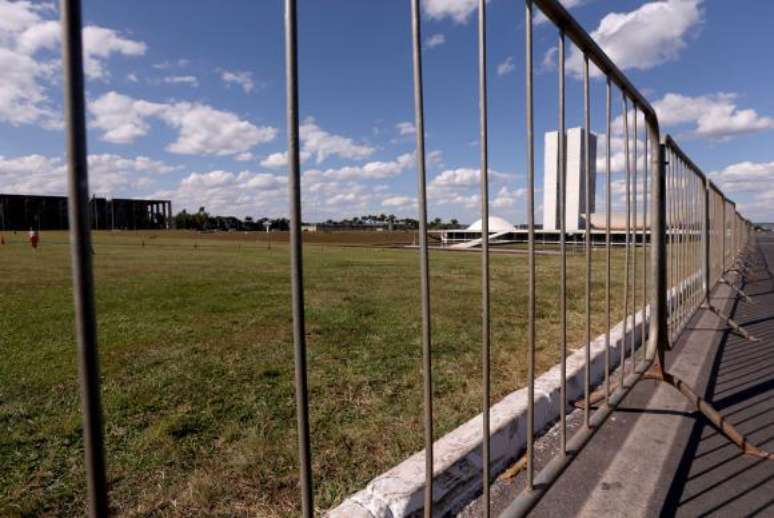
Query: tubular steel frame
[[56, 0, 767, 516]]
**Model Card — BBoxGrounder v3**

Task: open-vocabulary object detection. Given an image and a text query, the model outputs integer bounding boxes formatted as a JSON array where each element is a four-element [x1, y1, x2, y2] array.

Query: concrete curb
[[328, 309, 650, 517]]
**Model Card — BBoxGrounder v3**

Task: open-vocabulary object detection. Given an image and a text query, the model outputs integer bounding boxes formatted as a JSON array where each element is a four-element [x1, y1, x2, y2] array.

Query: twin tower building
[[542, 127, 597, 231]]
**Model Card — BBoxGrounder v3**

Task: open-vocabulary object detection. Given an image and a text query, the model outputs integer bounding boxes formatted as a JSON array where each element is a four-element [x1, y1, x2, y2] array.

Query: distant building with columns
[[0, 193, 173, 230], [543, 127, 597, 231]]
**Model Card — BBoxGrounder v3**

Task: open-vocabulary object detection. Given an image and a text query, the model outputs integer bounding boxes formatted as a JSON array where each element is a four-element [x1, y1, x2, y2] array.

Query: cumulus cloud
[[163, 75, 198, 87], [0, 152, 178, 196], [429, 167, 510, 188], [259, 150, 312, 169], [492, 186, 526, 209], [427, 167, 523, 217], [497, 56, 515, 77], [709, 161, 774, 194], [164, 169, 288, 217], [81, 26, 146, 80], [300, 118, 375, 163], [89, 91, 167, 143], [567, 0, 703, 77], [304, 153, 414, 181], [422, 0, 486, 23], [653, 92, 774, 140], [89, 91, 278, 155], [382, 196, 416, 208], [220, 69, 256, 93], [0, 0, 146, 128], [396, 121, 416, 135], [425, 33, 446, 49]]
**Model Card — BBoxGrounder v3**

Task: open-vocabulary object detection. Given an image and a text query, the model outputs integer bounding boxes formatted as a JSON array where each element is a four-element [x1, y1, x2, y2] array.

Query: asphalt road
[[461, 234, 774, 517]]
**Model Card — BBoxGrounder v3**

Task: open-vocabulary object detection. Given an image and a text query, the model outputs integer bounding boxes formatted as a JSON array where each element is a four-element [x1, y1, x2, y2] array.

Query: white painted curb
[[328, 308, 650, 517]]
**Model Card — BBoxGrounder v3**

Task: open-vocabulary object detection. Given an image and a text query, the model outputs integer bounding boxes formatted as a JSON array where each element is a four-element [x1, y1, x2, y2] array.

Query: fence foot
[[701, 302, 758, 342], [719, 277, 754, 304], [654, 370, 774, 461], [574, 385, 616, 409]]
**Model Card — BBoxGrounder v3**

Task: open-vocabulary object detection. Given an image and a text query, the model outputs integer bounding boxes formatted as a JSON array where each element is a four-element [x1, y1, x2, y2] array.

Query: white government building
[[437, 127, 647, 248]]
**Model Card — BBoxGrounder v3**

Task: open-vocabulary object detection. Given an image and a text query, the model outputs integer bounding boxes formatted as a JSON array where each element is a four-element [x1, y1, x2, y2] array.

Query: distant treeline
[[173, 208, 464, 231]]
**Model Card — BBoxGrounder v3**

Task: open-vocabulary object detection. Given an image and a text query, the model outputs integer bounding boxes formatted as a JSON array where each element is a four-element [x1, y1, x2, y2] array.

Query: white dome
[[466, 216, 515, 233]]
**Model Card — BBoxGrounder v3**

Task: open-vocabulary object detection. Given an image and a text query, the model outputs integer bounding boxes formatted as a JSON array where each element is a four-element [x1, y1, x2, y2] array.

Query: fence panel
[[54, 0, 760, 516]]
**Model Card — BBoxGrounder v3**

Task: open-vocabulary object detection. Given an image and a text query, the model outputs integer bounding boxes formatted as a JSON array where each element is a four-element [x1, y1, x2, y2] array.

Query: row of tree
[[174, 208, 290, 231], [173, 207, 463, 231]]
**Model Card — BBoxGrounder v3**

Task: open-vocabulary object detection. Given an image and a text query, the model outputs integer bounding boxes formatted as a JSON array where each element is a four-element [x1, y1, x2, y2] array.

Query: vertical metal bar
[[691, 174, 695, 310], [680, 161, 686, 330], [285, 1, 313, 516], [622, 95, 631, 380], [632, 106, 638, 365], [604, 77, 611, 403], [525, 0, 537, 490], [477, 0, 491, 512], [409, 1, 434, 514], [642, 125, 648, 354], [558, 30, 568, 452], [677, 159, 688, 332], [648, 132, 667, 362], [679, 161, 686, 330], [697, 176, 702, 304], [60, 1, 108, 515], [668, 149, 675, 339], [583, 54, 591, 427], [721, 199, 726, 272]]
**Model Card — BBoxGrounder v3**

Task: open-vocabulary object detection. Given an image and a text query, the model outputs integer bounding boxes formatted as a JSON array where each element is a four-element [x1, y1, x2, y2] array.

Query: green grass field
[[0, 230, 645, 516]]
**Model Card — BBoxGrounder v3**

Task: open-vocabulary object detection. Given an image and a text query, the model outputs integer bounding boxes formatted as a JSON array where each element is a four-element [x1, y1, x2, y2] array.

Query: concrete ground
[[461, 234, 774, 517]]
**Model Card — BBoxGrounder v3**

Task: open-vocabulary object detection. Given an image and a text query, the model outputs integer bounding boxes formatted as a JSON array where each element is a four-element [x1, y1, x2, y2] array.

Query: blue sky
[[2, 0, 774, 223]]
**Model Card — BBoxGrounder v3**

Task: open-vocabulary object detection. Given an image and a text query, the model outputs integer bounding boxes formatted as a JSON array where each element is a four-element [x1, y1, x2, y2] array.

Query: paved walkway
[[463, 234, 774, 517]]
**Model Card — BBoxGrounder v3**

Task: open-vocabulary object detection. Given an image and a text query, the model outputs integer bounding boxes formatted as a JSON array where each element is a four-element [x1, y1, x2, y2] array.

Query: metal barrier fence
[[55, 0, 766, 516]]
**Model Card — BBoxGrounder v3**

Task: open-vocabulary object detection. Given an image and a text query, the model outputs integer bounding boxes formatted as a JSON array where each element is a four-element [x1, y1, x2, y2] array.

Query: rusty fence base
[[502, 249, 774, 518], [641, 367, 774, 462]]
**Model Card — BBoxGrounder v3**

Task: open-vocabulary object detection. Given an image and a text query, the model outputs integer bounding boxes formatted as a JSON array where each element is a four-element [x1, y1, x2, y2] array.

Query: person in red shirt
[[28, 228, 39, 249]]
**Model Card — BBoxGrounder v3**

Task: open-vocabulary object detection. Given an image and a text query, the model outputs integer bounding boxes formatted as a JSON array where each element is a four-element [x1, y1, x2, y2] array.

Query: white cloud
[[304, 153, 414, 181], [428, 149, 444, 168], [81, 26, 146, 80], [220, 69, 256, 94], [567, 0, 703, 77], [426, 33, 446, 49], [0, 152, 178, 196], [423, 0, 482, 23], [426, 167, 516, 213], [497, 56, 515, 77], [383, 196, 416, 208], [89, 91, 278, 156], [396, 121, 416, 135], [0, 1, 146, 128], [492, 186, 526, 209], [165, 169, 288, 217], [181, 170, 235, 189], [709, 161, 774, 194], [300, 118, 375, 163], [163, 75, 198, 87], [429, 167, 510, 188], [541, 47, 557, 72], [261, 152, 289, 168], [161, 103, 278, 156], [260, 150, 312, 169], [0, 46, 57, 127], [235, 152, 254, 162], [653, 92, 774, 140], [89, 91, 167, 143]]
